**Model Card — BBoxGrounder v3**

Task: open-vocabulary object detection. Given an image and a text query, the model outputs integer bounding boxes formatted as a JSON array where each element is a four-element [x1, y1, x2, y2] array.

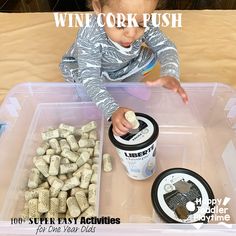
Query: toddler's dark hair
[[87, 0, 159, 10], [87, 0, 108, 10]]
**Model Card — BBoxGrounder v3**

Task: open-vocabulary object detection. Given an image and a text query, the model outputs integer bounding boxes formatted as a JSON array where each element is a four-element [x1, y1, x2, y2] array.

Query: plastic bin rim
[[0, 221, 235, 233], [0, 81, 235, 109]]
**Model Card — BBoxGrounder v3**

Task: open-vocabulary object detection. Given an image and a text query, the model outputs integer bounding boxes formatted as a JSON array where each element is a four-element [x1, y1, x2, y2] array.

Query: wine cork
[[125, 111, 140, 129]]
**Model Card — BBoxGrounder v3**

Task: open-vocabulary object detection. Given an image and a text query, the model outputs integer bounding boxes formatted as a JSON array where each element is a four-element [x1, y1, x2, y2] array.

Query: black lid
[[108, 113, 159, 151], [151, 168, 215, 223]]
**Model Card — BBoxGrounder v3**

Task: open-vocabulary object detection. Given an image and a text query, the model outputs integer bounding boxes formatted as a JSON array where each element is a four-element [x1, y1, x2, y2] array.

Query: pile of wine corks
[[21, 122, 113, 219]]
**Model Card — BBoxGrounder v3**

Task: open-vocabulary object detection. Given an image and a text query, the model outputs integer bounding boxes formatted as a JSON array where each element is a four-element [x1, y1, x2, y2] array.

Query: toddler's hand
[[111, 107, 133, 136], [146, 76, 189, 104]]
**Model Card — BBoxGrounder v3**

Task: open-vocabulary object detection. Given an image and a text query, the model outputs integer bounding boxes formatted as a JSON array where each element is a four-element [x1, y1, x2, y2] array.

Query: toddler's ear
[[92, 0, 102, 14]]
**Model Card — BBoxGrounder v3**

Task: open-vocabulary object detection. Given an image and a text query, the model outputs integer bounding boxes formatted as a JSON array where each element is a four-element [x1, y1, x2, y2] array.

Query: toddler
[[60, 0, 188, 136]]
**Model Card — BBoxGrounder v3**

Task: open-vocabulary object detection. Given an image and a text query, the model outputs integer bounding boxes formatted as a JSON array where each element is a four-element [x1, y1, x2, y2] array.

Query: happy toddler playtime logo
[[191, 197, 232, 229]]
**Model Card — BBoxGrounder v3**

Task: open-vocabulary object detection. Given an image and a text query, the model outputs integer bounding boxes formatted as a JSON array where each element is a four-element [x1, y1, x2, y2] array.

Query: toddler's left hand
[[146, 76, 189, 104]]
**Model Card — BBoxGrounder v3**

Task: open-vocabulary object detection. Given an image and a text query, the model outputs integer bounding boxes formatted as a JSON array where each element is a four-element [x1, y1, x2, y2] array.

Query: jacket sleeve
[[143, 24, 180, 80], [76, 35, 119, 120]]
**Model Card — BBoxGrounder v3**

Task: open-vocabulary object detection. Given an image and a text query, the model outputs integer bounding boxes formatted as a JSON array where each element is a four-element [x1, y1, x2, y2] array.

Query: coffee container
[[109, 113, 159, 180]]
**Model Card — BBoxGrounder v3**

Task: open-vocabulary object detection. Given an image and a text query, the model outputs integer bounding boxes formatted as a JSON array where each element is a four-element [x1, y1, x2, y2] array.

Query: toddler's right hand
[[111, 107, 133, 136]]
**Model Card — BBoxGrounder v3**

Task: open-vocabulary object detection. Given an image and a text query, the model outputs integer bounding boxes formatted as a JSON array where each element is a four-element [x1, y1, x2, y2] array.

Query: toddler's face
[[98, 0, 157, 48]]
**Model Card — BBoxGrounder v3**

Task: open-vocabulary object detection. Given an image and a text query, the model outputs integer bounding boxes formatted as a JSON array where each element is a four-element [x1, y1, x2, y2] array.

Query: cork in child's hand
[[125, 111, 140, 129]]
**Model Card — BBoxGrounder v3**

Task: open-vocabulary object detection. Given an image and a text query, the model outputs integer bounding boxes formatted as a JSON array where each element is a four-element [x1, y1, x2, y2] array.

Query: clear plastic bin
[[0, 82, 236, 235]]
